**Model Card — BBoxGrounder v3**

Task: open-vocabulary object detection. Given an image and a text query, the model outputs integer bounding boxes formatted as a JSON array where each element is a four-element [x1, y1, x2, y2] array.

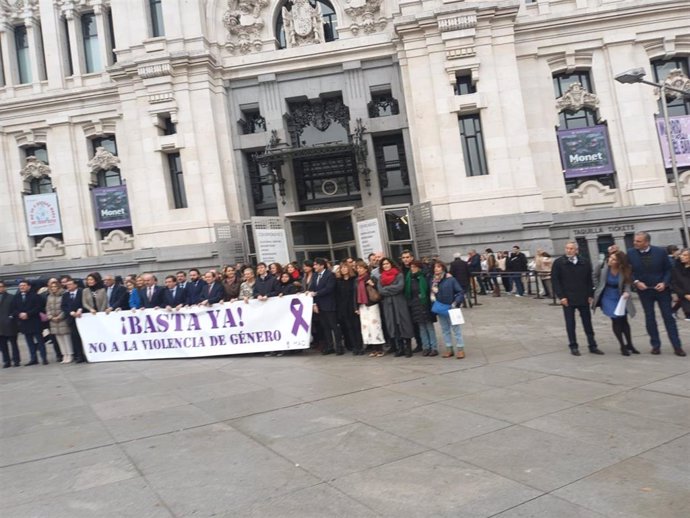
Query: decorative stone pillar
[[62, 8, 84, 80], [0, 24, 17, 88], [24, 13, 46, 86], [92, 0, 111, 73]]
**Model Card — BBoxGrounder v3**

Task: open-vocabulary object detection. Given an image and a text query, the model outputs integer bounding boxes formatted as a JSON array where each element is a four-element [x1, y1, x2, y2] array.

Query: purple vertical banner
[[557, 125, 615, 178], [655, 115, 690, 168], [92, 185, 132, 229]]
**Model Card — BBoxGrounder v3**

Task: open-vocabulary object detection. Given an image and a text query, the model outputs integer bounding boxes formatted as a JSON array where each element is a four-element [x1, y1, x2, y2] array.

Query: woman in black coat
[[671, 248, 690, 320], [335, 262, 363, 355]]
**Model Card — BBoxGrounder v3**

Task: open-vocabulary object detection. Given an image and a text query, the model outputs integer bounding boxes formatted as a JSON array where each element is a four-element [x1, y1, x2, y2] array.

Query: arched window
[[275, 0, 338, 49], [90, 135, 122, 186]]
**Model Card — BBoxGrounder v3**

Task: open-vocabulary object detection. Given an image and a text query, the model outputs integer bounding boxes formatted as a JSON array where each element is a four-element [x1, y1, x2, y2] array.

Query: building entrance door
[[287, 208, 357, 263]]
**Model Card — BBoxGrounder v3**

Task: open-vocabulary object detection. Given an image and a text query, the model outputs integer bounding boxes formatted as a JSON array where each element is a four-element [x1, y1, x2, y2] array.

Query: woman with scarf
[[430, 261, 466, 358], [285, 262, 302, 289], [277, 272, 300, 296], [405, 260, 438, 356], [376, 257, 415, 357], [336, 262, 363, 355], [82, 272, 107, 314], [355, 260, 386, 356]]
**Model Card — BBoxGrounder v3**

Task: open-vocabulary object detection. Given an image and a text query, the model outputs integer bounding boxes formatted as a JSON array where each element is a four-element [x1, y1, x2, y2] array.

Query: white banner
[[357, 218, 383, 258], [24, 193, 63, 236], [255, 228, 290, 265], [76, 295, 313, 362]]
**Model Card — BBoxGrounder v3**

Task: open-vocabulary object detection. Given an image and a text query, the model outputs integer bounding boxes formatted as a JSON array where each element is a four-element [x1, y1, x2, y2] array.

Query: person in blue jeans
[[430, 261, 466, 359], [404, 261, 438, 356], [628, 231, 685, 357]]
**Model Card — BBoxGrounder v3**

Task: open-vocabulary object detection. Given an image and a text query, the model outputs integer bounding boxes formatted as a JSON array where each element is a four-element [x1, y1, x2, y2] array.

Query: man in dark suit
[[139, 273, 165, 308], [162, 275, 187, 309], [309, 258, 342, 355], [628, 231, 684, 356], [61, 278, 86, 363], [551, 242, 603, 356], [199, 271, 224, 305], [104, 274, 128, 311], [10, 280, 48, 365], [0, 280, 20, 367], [185, 268, 204, 305]]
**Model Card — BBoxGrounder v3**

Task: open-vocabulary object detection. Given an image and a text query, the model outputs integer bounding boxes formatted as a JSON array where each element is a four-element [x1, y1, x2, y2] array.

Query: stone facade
[[0, 0, 688, 279]]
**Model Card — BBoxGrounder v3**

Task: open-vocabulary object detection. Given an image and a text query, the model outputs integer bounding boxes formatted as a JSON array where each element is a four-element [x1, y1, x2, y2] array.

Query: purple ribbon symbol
[[290, 298, 309, 336]]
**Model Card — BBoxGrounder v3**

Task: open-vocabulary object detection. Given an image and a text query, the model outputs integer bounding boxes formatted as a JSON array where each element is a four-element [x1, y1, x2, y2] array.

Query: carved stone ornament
[[20, 156, 51, 181], [556, 83, 599, 113], [569, 180, 616, 207], [100, 229, 135, 253], [53, 0, 109, 20], [1, 0, 39, 24], [34, 236, 66, 259], [223, 0, 268, 54], [345, 0, 387, 36], [282, 0, 325, 48], [662, 69, 690, 101], [88, 146, 120, 173], [285, 97, 350, 143]]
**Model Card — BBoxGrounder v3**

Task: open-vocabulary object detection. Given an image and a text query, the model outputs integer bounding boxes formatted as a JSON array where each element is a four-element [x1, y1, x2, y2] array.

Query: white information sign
[[356, 218, 383, 258], [76, 295, 313, 362], [255, 228, 290, 264], [24, 193, 63, 236]]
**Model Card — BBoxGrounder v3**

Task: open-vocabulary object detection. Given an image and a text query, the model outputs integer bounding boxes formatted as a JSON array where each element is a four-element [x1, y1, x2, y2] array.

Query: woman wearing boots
[[404, 260, 438, 356], [430, 261, 466, 358], [592, 251, 639, 356], [45, 280, 74, 363], [376, 257, 415, 357]]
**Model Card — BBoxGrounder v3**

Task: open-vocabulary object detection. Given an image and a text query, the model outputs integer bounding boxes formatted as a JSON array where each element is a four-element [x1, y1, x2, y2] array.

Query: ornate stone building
[[0, 0, 688, 278]]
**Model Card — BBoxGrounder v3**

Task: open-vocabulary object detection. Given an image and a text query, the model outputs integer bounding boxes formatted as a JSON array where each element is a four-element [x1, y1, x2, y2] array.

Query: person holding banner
[[61, 279, 86, 363], [162, 275, 187, 309], [592, 252, 639, 356], [82, 273, 108, 314], [309, 258, 342, 355], [200, 271, 224, 305]]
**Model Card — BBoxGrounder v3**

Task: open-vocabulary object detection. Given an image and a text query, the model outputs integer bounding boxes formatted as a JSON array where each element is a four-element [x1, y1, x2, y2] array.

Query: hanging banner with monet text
[[24, 193, 63, 236], [557, 125, 615, 178], [76, 295, 313, 362], [92, 185, 132, 229]]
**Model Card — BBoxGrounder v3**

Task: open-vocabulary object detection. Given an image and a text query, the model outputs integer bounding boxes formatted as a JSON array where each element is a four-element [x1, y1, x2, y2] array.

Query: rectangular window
[[24, 144, 49, 165], [81, 13, 101, 73], [63, 18, 74, 76], [374, 134, 411, 205], [246, 153, 278, 216], [651, 58, 690, 117], [91, 136, 118, 156], [149, 0, 165, 37], [107, 9, 117, 63], [0, 39, 5, 86], [459, 114, 489, 176], [168, 153, 188, 209], [454, 72, 476, 96], [15, 25, 32, 84]]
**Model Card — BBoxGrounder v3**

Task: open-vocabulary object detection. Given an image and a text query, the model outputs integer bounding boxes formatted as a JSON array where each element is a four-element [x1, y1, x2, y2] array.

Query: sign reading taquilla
[[557, 125, 615, 178], [76, 295, 312, 362]]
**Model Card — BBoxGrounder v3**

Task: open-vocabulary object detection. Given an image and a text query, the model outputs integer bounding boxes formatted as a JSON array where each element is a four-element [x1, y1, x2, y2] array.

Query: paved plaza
[[1, 294, 689, 517]]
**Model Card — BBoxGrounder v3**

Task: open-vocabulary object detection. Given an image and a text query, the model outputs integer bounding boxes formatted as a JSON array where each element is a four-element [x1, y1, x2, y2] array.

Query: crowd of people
[[1, 232, 688, 367]]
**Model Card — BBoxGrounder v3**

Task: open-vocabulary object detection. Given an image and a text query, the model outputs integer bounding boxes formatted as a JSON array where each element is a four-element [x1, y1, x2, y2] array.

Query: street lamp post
[[614, 67, 690, 246]]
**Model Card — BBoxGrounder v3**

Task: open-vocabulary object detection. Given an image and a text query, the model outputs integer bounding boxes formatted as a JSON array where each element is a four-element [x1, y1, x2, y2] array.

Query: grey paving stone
[[270, 422, 427, 480], [192, 387, 302, 421], [440, 425, 625, 492], [387, 373, 493, 402], [121, 423, 319, 516], [0, 420, 115, 466], [90, 392, 190, 420], [508, 375, 628, 404], [589, 388, 690, 427], [640, 373, 690, 397], [332, 450, 541, 518], [0, 477, 173, 518], [0, 404, 98, 439], [231, 402, 355, 443], [442, 364, 549, 388], [638, 434, 690, 474], [362, 402, 510, 449], [522, 405, 689, 457], [442, 387, 576, 423], [232, 483, 381, 518], [310, 387, 430, 420], [0, 445, 138, 508], [492, 494, 606, 517], [101, 403, 217, 442], [554, 456, 690, 518]]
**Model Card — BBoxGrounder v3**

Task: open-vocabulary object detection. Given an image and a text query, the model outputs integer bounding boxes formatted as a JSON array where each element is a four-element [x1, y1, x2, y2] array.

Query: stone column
[[93, 2, 111, 73], [585, 236, 599, 264], [24, 14, 45, 87], [0, 25, 17, 89], [38, 0, 66, 89], [64, 10, 84, 84]]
